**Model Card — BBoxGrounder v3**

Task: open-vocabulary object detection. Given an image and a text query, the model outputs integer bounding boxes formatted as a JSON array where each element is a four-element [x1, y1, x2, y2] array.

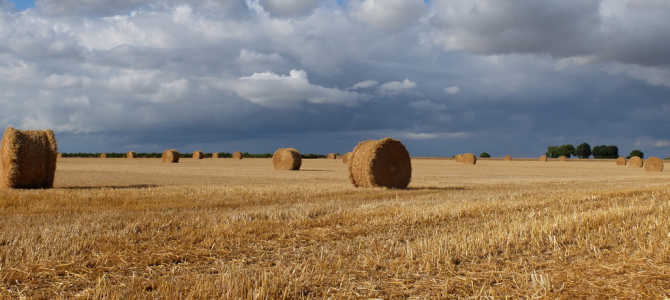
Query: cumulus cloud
[[350, 80, 378, 89], [378, 79, 417, 95], [444, 86, 459, 94], [35, 0, 248, 16], [225, 70, 368, 109], [259, 0, 319, 17], [351, 0, 426, 30]]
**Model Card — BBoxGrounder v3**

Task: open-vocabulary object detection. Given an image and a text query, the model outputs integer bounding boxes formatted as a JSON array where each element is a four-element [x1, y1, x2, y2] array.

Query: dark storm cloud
[[0, 0, 669, 158]]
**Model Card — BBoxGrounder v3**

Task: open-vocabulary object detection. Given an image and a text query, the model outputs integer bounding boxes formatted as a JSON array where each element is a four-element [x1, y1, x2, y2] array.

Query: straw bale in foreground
[[326, 153, 336, 159], [0, 127, 58, 189], [539, 155, 547, 162], [127, 151, 137, 158], [193, 151, 205, 159], [233, 151, 243, 160], [629, 156, 643, 168], [504, 155, 511, 161], [162, 149, 179, 163], [616, 157, 626, 166], [462, 153, 476, 165], [644, 157, 662, 172], [348, 138, 411, 189], [273, 148, 301, 170]]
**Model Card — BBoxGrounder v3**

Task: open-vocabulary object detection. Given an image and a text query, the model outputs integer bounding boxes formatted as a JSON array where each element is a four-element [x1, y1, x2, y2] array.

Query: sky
[[0, 0, 669, 158]]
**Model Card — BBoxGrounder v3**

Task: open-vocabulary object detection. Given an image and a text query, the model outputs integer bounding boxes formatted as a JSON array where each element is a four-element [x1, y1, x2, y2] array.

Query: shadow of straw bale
[[59, 184, 158, 190]]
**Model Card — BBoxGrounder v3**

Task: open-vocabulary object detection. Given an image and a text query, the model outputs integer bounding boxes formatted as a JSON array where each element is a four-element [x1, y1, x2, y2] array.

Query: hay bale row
[[273, 148, 301, 170], [629, 156, 643, 168], [0, 127, 58, 189], [348, 138, 411, 189], [342, 152, 352, 164], [644, 157, 663, 172], [162, 149, 179, 163]]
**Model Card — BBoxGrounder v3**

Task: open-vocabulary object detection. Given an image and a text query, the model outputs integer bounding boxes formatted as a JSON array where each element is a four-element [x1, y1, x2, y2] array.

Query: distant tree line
[[545, 143, 644, 159], [59, 152, 330, 159]]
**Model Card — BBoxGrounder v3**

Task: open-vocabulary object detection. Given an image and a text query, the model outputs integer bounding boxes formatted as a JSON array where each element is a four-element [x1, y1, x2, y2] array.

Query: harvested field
[[1, 158, 669, 298]]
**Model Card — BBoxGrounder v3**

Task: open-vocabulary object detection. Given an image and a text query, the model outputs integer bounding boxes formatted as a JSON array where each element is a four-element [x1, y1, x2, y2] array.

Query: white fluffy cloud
[[351, 0, 426, 30], [350, 80, 378, 89], [225, 70, 368, 109], [378, 79, 417, 95]]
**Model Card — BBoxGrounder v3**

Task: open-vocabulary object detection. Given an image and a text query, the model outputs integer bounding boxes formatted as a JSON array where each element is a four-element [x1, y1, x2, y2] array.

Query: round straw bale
[[127, 151, 137, 158], [461, 153, 477, 165], [504, 155, 511, 161], [57, 153, 62, 159], [559, 156, 566, 161], [0, 127, 58, 189], [211, 152, 219, 158], [233, 151, 243, 159], [539, 155, 547, 162], [455, 154, 463, 162], [326, 153, 336, 159], [100, 153, 106, 158], [629, 156, 643, 168], [644, 157, 663, 172], [273, 148, 301, 170], [348, 138, 411, 189], [342, 152, 352, 164], [162, 149, 179, 163], [193, 151, 205, 159], [616, 157, 626, 165]]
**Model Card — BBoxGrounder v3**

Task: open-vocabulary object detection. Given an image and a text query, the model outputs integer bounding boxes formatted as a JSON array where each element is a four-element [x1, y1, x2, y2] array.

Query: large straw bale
[[342, 152, 352, 164], [212, 153, 219, 158], [539, 155, 547, 162], [273, 148, 301, 170], [100, 153, 106, 158], [462, 153, 476, 165], [559, 156, 566, 161], [162, 149, 179, 163], [193, 151, 205, 159], [326, 153, 336, 159], [629, 156, 643, 168], [348, 138, 411, 189], [504, 155, 511, 161], [455, 154, 463, 162], [616, 157, 626, 165], [644, 157, 663, 172], [233, 151, 243, 160], [127, 151, 137, 158], [0, 127, 58, 189]]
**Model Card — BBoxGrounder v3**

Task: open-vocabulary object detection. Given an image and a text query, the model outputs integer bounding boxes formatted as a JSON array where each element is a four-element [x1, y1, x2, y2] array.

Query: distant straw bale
[[644, 157, 663, 172], [0, 127, 58, 189], [327, 153, 336, 159], [616, 157, 626, 166], [100, 153, 106, 158], [162, 149, 179, 163], [193, 151, 205, 159], [57, 153, 62, 159], [629, 156, 643, 168], [342, 152, 352, 164], [127, 151, 137, 158], [211, 153, 219, 159], [233, 151, 243, 160], [348, 138, 411, 189], [455, 154, 463, 162], [504, 155, 511, 161], [539, 155, 547, 162], [273, 148, 301, 170], [462, 153, 476, 165], [559, 156, 566, 161]]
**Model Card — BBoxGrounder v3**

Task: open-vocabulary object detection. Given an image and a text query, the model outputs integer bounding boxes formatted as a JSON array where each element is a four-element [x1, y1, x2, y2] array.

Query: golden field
[[1, 158, 669, 299]]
